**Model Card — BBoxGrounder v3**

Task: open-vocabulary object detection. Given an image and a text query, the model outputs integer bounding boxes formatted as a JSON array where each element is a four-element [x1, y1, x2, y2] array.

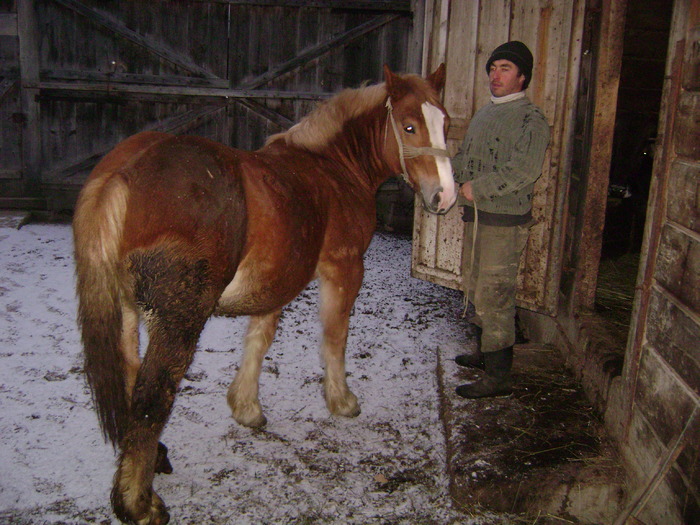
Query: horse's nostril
[[431, 191, 442, 211]]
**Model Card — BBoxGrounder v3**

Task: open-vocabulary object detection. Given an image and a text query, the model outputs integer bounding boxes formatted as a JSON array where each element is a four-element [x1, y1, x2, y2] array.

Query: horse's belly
[[215, 261, 314, 317]]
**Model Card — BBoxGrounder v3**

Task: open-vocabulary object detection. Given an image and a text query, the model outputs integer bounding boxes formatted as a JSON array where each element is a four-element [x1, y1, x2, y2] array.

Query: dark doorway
[[596, 0, 674, 347]]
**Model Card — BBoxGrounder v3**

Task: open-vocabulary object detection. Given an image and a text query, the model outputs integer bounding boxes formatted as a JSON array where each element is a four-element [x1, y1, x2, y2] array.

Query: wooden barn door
[[2, 0, 423, 211], [412, 0, 586, 316]]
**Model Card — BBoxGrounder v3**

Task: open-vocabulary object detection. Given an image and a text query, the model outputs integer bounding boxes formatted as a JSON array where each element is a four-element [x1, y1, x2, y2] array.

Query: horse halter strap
[[385, 97, 451, 184]]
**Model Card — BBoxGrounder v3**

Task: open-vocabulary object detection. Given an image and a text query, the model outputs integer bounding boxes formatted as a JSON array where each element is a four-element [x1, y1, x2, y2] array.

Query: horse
[[72, 64, 455, 525]]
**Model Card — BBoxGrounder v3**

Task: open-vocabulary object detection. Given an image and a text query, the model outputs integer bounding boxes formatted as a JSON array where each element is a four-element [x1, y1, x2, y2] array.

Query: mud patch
[[440, 343, 627, 523]]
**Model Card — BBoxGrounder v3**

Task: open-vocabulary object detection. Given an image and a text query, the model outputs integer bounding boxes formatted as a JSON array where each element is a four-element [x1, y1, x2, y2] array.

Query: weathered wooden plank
[[674, 90, 700, 161], [620, 406, 688, 525], [666, 159, 700, 233], [240, 13, 401, 89], [442, 0, 478, 137], [0, 77, 17, 103], [645, 287, 700, 396], [634, 344, 698, 451], [235, 98, 294, 129], [36, 81, 331, 100], [190, 0, 411, 11], [42, 70, 230, 88], [685, 25, 700, 90], [43, 105, 228, 181], [0, 13, 17, 36], [52, 0, 219, 79], [654, 222, 700, 311], [17, 0, 41, 193]]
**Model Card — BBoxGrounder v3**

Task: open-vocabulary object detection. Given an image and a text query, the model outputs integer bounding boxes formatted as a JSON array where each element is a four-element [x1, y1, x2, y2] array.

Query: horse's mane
[[266, 82, 388, 152]]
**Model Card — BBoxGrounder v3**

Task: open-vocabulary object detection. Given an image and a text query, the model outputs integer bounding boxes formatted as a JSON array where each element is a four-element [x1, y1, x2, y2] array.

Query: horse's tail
[[73, 171, 131, 447]]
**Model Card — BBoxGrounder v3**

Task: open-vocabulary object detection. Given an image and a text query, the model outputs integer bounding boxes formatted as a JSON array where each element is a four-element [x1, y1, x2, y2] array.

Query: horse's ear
[[427, 63, 446, 93], [384, 64, 397, 94], [384, 64, 410, 101]]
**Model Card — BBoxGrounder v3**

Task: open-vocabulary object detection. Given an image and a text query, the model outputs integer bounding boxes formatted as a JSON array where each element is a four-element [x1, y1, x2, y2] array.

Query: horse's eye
[[404, 125, 415, 134]]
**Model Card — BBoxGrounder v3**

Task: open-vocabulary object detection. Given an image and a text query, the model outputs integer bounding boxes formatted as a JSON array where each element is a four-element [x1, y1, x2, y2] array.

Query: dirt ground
[[0, 215, 628, 524], [438, 333, 628, 524]]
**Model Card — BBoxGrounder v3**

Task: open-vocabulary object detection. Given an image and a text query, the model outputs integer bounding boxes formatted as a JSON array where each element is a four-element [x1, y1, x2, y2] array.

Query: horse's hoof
[[234, 411, 267, 428], [155, 442, 173, 474], [113, 486, 169, 525], [228, 390, 267, 428], [327, 393, 361, 418]]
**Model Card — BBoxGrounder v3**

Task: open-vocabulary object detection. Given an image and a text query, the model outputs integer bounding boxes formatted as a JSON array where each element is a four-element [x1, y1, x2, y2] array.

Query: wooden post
[[17, 0, 42, 197], [571, 0, 627, 311]]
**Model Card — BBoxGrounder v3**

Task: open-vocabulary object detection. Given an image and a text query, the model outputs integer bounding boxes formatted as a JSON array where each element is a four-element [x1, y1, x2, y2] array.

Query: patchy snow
[[0, 222, 486, 524]]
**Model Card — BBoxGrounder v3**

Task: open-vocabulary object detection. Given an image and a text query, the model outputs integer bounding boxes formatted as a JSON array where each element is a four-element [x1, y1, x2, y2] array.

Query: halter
[[384, 97, 451, 184]]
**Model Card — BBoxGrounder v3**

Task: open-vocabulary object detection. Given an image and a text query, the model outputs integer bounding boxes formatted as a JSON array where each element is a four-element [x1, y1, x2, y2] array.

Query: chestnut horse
[[73, 64, 455, 524]]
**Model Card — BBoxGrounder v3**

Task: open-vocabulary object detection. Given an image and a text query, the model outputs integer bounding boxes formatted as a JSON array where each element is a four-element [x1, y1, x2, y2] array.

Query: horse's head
[[384, 64, 457, 215]]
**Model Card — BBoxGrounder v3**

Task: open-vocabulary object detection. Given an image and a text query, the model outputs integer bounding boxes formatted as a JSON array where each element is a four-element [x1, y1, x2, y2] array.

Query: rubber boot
[[455, 346, 513, 399], [455, 324, 483, 369]]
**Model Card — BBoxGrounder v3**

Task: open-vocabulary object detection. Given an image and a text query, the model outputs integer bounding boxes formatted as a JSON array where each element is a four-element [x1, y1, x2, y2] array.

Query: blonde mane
[[266, 82, 388, 152]]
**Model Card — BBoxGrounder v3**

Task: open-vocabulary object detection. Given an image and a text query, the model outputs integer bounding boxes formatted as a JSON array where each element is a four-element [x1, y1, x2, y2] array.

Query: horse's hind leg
[[318, 262, 363, 418], [111, 250, 221, 525], [227, 310, 282, 428], [120, 301, 173, 475]]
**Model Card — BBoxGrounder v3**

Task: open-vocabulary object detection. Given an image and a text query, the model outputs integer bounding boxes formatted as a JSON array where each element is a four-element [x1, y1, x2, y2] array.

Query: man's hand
[[459, 181, 474, 201]]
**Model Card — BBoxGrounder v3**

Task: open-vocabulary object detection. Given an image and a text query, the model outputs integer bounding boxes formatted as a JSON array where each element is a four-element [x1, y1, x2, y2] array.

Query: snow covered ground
[[0, 220, 491, 524]]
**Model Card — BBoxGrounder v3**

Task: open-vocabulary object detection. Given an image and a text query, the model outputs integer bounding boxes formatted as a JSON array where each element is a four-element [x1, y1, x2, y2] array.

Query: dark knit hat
[[485, 41, 534, 89]]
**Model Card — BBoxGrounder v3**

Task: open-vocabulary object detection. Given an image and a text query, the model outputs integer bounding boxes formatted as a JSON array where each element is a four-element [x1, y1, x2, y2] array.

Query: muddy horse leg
[[318, 262, 363, 417], [121, 300, 173, 475], [111, 251, 220, 525], [227, 310, 282, 428]]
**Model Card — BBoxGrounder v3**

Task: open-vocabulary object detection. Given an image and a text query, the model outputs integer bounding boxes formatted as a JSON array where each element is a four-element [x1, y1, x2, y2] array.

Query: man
[[451, 41, 550, 399]]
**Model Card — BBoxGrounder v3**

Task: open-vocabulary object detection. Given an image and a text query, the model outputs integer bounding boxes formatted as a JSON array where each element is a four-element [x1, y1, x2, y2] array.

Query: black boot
[[455, 324, 484, 369], [454, 352, 485, 370], [455, 346, 513, 399]]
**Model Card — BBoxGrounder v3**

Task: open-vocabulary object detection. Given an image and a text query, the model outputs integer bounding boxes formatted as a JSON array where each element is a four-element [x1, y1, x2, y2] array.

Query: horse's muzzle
[[425, 187, 457, 215]]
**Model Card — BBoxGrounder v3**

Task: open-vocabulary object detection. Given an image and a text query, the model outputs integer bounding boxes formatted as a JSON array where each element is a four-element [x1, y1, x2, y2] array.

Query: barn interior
[[596, 0, 674, 350]]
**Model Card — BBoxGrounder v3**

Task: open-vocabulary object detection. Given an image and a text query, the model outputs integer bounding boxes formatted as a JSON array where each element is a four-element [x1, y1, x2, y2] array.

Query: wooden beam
[[35, 80, 331, 101], [51, 0, 218, 79], [190, 0, 411, 11], [0, 77, 18, 104], [42, 70, 230, 89], [0, 13, 18, 36], [241, 13, 401, 89], [43, 106, 228, 182], [17, 0, 42, 195], [236, 99, 295, 129]]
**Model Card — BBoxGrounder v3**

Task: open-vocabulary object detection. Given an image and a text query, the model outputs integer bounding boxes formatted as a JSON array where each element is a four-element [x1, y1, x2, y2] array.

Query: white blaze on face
[[421, 102, 457, 212]]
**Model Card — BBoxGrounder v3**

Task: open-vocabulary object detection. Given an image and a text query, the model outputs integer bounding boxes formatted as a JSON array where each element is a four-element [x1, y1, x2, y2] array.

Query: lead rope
[[462, 198, 478, 318]]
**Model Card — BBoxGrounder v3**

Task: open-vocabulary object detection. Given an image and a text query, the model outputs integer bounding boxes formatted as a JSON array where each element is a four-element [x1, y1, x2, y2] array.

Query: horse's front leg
[[228, 310, 282, 428], [318, 262, 363, 418]]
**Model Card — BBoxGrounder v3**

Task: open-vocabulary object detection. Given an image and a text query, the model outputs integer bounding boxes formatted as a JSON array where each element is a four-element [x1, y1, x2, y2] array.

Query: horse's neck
[[330, 109, 394, 193]]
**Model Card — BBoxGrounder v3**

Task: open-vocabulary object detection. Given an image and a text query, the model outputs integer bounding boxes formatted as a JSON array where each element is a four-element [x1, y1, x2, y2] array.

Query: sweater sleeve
[[471, 111, 550, 201], [450, 143, 469, 184]]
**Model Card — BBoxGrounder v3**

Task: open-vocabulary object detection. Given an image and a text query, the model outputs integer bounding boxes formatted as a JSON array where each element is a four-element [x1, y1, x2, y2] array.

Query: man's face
[[488, 59, 526, 97]]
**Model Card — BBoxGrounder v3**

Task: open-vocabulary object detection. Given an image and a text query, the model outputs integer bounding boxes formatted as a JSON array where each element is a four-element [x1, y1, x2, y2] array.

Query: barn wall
[[604, 0, 700, 521], [412, 0, 585, 316], [1, 0, 418, 211]]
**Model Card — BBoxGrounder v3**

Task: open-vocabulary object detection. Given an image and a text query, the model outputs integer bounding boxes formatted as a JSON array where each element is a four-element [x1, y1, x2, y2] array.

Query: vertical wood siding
[[617, 0, 700, 521], [414, 0, 585, 315]]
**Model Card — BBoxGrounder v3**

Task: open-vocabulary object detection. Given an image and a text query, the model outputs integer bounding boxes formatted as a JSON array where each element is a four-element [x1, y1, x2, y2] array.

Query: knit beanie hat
[[485, 41, 533, 89]]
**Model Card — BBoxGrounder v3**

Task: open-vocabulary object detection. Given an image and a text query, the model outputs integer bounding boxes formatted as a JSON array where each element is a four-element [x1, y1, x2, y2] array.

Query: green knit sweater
[[452, 96, 550, 225]]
